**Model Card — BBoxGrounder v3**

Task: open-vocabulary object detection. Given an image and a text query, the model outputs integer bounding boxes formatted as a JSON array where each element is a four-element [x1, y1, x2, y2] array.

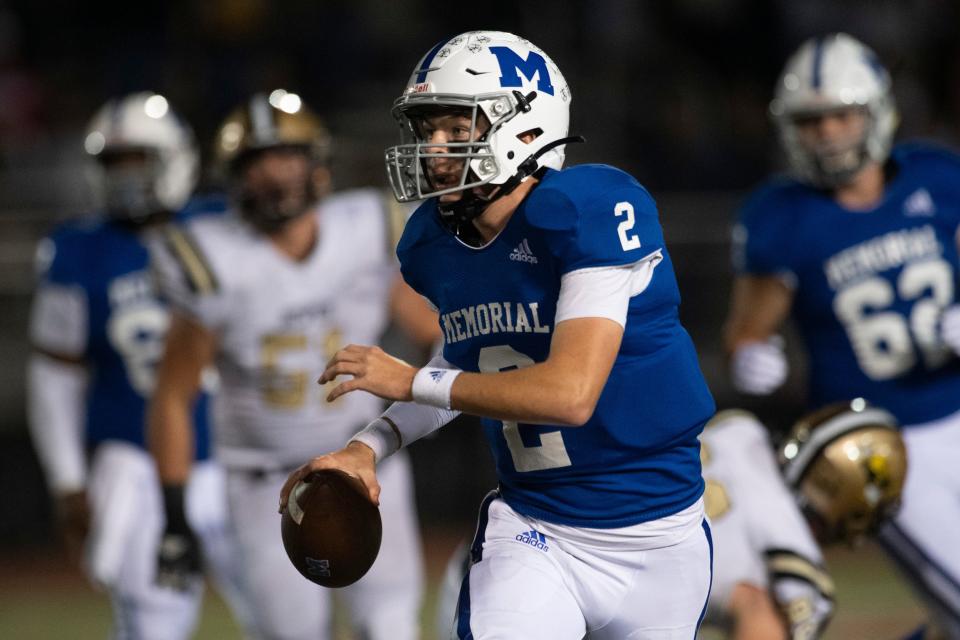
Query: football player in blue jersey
[[281, 31, 716, 639], [724, 33, 960, 636], [27, 92, 250, 639]]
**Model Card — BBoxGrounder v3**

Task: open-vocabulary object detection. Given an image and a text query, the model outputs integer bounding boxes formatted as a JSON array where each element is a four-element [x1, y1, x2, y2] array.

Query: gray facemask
[[102, 163, 164, 223]]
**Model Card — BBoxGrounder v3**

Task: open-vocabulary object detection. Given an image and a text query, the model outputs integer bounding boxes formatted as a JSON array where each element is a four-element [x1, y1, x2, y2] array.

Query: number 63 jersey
[[151, 189, 397, 470], [398, 164, 716, 528], [735, 143, 960, 426]]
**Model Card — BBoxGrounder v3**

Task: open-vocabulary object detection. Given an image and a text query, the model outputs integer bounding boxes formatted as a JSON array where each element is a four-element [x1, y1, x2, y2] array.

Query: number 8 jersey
[[30, 212, 213, 458], [735, 143, 960, 425], [398, 164, 716, 527]]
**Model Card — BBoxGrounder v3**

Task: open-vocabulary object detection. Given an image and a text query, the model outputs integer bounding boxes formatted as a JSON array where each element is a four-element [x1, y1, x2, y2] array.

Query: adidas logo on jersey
[[509, 238, 538, 264], [903, 188, 936, 217], [515, 529, 549, 552]]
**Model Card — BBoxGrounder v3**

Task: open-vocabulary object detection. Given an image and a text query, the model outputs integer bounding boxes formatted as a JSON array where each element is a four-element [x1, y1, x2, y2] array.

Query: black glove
[[156, 484, 202, 591]]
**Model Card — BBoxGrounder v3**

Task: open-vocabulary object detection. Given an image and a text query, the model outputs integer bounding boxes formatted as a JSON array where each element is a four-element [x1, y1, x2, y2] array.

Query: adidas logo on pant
[[509, 238, 538, 264], [515, 529, 549, 552]]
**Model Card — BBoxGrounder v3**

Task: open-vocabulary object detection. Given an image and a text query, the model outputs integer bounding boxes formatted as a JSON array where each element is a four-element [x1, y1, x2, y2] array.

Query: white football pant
[[449, 493, 713, 640], [85, 441, 253, 640]]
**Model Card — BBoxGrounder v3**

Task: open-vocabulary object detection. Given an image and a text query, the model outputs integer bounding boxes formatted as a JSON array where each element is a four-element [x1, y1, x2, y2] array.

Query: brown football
[[281, 469, 382, 588]]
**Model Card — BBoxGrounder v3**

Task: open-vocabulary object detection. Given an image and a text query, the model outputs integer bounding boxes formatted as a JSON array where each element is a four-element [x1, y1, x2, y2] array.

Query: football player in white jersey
[[147, 91, 438, 640], [27, 92, 251, 639]]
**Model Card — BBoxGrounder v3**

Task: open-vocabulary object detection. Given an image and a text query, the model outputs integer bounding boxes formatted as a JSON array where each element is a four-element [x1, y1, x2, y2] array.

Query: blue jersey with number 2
[[737, 144, 960, 426], [399, 164, 715, 527]]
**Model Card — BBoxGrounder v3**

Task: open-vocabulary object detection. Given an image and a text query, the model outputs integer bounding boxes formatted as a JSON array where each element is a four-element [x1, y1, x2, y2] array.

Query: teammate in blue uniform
[[27, 92, 249, 639], [281, 31, 715, 639], [724, 33, 960, 636]]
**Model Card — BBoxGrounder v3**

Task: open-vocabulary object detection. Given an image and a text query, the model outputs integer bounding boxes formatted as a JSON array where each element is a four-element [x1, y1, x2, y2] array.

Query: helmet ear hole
[[517, 128, 543, 144]]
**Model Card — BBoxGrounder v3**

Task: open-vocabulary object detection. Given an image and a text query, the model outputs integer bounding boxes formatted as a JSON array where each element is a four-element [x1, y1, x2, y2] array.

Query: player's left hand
[[940, 304, 960, 355], [156, 485, 202, 592], [156, 527, 202, 592], [319, 344, 417, 403]]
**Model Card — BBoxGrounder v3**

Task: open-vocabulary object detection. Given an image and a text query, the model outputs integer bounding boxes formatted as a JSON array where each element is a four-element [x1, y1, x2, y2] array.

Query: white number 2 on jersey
[[833, 258, 953, 380], [615, 201, 642, 252], [478, 345, 572, 472]]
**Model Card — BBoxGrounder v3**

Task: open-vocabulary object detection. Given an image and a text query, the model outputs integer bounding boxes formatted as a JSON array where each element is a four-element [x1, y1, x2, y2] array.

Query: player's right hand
[[280, 441, 380, 511], [731, 337, 788, 395], [940, 304, 960, 355], [55, 489, 90, 565]]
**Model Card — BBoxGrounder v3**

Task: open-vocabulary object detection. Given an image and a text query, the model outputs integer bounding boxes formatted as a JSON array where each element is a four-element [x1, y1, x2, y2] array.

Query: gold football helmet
[[213, 90, 330, 170], [780, 399, 907, 545], [213, 90, 332, 232]]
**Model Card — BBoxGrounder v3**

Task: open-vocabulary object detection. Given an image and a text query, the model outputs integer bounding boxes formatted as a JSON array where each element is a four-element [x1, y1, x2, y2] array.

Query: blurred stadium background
[[0, 0, 957, 637]]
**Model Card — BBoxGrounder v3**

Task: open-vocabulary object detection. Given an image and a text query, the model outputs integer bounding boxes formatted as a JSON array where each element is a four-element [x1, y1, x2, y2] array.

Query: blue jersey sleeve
[[893, 142, 960, 230], [529, 167, 664, 274], [30, 222, 101, 358], [40, 224, 89, 286], [734, 182, 798, 277]]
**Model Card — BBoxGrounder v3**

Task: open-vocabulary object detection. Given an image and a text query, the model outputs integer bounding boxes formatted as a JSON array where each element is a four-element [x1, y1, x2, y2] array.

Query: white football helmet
[[386, 31, 574, 211], [769, 33, 898, 188], [84, 92, 198, 221]]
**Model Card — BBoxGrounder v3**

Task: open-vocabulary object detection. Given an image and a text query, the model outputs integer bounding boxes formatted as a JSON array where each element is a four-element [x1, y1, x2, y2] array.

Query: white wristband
[[349, 417, 402, 464], [411, 367, 461, 410]]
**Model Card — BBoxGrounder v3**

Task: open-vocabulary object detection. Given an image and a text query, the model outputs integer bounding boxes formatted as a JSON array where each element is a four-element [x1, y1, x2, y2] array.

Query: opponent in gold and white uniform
[[149, 93, 437, 640], [701, 402, 907, 640], [701, 410, 834, 639]]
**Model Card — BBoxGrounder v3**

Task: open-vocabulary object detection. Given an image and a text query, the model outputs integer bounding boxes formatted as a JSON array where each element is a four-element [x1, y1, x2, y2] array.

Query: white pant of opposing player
[[85, 441, 252, 640], [877, 409, 960, 637], [226, 451, 424, 640], [450, 493, 713, 640], [700, 414, 827, 625]]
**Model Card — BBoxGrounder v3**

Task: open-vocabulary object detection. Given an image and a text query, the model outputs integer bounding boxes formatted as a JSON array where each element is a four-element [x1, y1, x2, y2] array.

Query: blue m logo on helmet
[[489, 46, 555, 96]]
